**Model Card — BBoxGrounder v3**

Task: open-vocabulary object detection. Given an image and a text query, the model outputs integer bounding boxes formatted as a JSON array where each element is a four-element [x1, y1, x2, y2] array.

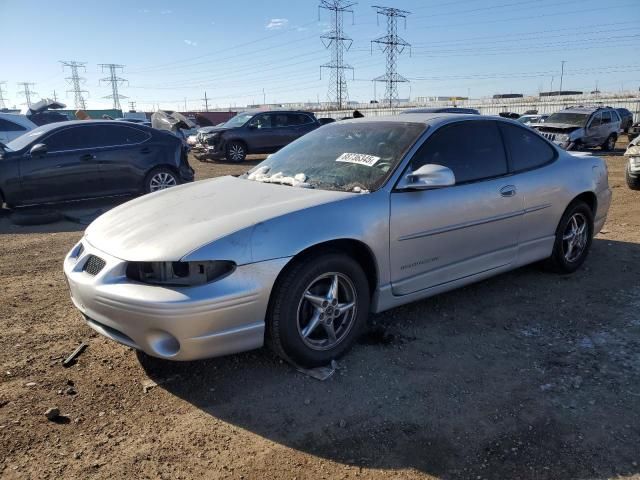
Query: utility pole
[[0, 81, 7, 109], [559, 60, 566, 94], [98, 64, 128, 110], [60, 61, 89, 110], [17, 82, 37, 107], [52, 90, 58, 102], [371, 5, 411, 108], [128, 101, 136, 111], [319, 0, 356, 109], [263, 88, 266, 105], [184, 98, 187, 111], [202, 91, 210, 111]]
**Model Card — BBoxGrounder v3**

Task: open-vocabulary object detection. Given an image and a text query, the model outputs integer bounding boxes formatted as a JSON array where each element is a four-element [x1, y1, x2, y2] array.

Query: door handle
[[80, 154, 96, 162], [500, 185, 516, 197]]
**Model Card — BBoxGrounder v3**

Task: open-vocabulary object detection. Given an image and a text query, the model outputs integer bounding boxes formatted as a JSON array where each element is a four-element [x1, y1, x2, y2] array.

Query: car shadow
[[0, 197, 130, 235], [139, 238, 640, 479]]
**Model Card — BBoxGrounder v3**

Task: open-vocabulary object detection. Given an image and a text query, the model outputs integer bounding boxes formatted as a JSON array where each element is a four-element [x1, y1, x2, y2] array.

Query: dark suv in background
[[197, 110, 320, 162], [616, 108, 634, 133]]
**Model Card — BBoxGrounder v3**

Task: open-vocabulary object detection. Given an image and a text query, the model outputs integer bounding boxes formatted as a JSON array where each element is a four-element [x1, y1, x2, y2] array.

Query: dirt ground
[[1, 146, 639, 480]]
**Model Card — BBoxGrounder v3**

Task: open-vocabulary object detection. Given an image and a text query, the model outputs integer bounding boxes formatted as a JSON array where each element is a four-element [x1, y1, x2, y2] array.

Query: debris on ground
[[62, 342, 88, 368], [44, 408, 60, 421]]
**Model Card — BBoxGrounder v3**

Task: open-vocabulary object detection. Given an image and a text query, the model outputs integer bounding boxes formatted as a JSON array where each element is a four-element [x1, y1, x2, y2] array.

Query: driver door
[[246, 113, 277, 153], [390, 120, 522, 295], [19, 125, 101, 204]]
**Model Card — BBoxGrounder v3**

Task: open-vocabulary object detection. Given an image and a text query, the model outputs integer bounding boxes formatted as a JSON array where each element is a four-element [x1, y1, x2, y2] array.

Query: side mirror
[[398, 164, 455, 190], [30, 143, 47, 156]]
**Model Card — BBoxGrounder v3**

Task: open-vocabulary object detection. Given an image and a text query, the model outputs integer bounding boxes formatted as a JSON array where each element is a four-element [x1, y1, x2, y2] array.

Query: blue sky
[[1, 0, 639, 111]]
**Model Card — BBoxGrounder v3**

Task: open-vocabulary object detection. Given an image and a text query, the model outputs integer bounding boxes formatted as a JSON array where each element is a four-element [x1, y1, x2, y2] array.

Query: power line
[[99, 64, 128, 110], [319, 0, 356, 109], [60, 61, 89, 110], [371, 5, 411, 107], [0, 82, 7, 109], [17, 82, 37, 107]]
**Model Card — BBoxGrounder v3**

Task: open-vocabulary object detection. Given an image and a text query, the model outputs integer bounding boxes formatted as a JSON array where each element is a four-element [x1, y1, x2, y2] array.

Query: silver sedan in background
[[64, 114, 611, 367]]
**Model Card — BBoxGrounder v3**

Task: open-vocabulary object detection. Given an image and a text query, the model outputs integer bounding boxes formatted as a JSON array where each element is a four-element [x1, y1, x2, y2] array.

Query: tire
[[225, 141, 247, 163], [545, 201, 594, 274], [626, 163, 640, 190], [10, 208, 63, 226], [267, 252, 370, 367], [601, 134, 616, 152], [144, 167, 179, 194]]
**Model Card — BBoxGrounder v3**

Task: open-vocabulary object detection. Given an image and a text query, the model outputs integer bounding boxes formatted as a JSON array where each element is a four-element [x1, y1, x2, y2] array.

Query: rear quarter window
[[499, 123, 556, 172], [0, 118, 27, 132]]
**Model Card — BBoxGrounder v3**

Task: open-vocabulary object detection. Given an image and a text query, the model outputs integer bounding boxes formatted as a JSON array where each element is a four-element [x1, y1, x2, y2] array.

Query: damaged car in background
[[533, 106, 621, 151], [625, 135, 640, 190], [196, 110, 320, 162], [0, 120, 193, 207], [64, 114, 610, 367]]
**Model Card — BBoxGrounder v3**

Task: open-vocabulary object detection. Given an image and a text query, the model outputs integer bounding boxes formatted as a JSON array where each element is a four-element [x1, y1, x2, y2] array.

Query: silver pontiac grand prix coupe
[[64, 114, 611, 367]]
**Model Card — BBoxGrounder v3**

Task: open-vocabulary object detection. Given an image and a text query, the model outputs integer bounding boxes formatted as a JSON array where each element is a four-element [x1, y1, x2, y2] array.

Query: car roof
[[338, 113, 482, 125], [28, 119, 150, 134], [0, 112, 38, 128], [240, 109, 315, 115], [558, 106, 615, 114]]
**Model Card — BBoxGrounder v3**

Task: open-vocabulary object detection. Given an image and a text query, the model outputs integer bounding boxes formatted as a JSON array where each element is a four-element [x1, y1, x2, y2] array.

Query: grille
[[83, 255, 106, 276], [540, 132, 556, 141]]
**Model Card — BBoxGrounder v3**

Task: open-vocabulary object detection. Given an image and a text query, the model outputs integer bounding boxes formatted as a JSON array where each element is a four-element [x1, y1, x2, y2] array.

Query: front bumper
[[63, 239, 290, 361]]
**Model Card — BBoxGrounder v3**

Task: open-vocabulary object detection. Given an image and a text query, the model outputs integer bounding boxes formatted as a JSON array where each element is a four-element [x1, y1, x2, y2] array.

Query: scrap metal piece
[[62, 342, 88, 368]]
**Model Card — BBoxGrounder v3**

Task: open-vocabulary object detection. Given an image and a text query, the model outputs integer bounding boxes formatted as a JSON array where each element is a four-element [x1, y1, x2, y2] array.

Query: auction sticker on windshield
[[336, 152, 381, 167]]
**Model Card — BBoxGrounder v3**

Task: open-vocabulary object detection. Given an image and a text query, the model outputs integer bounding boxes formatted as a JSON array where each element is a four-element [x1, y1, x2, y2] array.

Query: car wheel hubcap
[[562, 213, 588, 263], [297, 272, 357, 351], [229, 144, 244, 161], [149, 172, 177, 192]]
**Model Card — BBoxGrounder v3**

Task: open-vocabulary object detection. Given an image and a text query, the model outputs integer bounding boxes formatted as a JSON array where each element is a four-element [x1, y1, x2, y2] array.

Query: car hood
[[85, 176, 352, 261], [534, 123, 583, 133], [199, 125, 232, 135], [20, 98, 66, 115]]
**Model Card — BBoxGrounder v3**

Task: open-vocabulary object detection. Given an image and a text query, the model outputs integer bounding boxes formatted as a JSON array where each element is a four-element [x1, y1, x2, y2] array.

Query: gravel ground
[[0, 147, 639, 480]]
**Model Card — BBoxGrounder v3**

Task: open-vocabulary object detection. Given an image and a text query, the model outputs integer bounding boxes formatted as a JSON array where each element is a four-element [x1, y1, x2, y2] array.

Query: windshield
[[242, 121, 425, 192], [544, 112, 589, 127], [223, 112, 254, 128], [6, 129, 47, 151]]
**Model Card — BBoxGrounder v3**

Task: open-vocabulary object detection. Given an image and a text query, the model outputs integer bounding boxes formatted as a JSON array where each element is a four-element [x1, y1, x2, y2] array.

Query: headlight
[[126, 261, 235, 286], [629, 156, 640, 170]]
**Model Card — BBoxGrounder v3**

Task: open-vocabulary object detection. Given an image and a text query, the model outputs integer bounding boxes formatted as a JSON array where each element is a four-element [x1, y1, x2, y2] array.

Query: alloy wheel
[[296, 272, 357, 351], [149, 172, 177, 192], [562, 212, 588, 263], [229, 144, 245, 162]]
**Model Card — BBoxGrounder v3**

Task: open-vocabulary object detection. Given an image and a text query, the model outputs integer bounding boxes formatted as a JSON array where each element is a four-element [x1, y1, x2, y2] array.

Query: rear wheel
[[545, 201, 593, 273], [267, 252, 370, 367], [601, 134, 616, 151], [226, 141, 247, 162], [144, 167, 178, 194]]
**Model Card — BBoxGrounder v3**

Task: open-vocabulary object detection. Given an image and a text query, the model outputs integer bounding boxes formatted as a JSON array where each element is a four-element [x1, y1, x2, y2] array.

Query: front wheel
[[545, 201, 593, 273], [267, 253, 370, 367], [226, 141, 247, 162]]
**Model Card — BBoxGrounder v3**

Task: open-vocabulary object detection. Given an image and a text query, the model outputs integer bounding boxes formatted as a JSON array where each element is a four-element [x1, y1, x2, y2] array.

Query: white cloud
[[266, 18, 288, 30], [184, 39, 198, 47], [160, 9, 173, 15]]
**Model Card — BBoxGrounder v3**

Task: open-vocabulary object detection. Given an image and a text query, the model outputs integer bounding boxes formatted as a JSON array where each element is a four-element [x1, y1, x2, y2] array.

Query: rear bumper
[[594, 187, 612, 234], [63, 239, 290, 361]]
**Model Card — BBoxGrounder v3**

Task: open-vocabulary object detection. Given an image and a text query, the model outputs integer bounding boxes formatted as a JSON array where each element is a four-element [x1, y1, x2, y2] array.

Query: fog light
[[147, 330, 180, 357]]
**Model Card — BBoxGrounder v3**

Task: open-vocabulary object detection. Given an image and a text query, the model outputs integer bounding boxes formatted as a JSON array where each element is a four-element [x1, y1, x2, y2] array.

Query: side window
[[43, 126, 97, 151], [499, 123, 556, 172], [410, 121, 508, 184], [601, 111, 612, 124], [287, 114, 311, 126], [0, 118, 27, 132], [610, 110, 620, 122], [249, 114, 272, 129], [589, 113, 602, 128], [103, 125, 150, 145], [273, 114, 289, 128]]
